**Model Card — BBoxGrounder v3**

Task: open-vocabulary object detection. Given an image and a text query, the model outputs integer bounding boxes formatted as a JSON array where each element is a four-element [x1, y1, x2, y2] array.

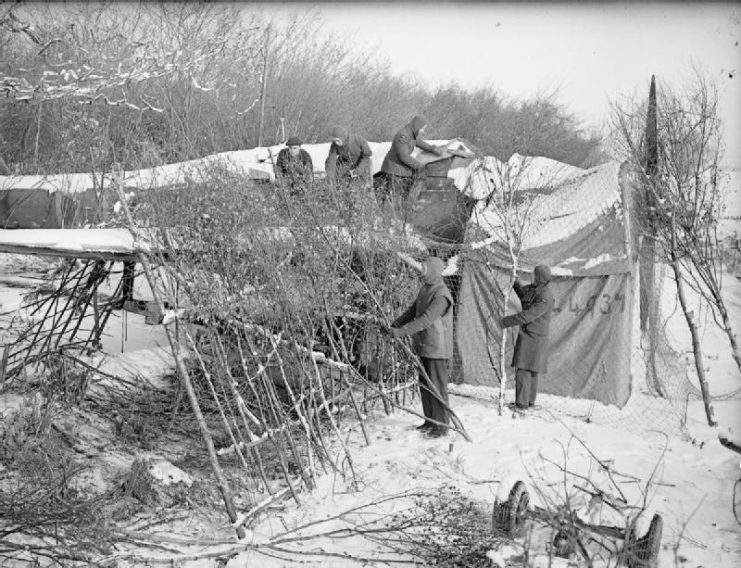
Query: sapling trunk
[[498, 285, 510, 417], [670, 249, 716, 426], [718, 302, 741, 374], [498, 251, 518, 417], [700, 264, 741, 375]]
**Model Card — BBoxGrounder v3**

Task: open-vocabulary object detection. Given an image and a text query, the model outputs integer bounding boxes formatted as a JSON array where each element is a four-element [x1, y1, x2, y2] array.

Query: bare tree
[[467, 155, 543, 416], [612, 71, 739, 426], [0, 2, 267, 169], [0, 4, 602, 175]]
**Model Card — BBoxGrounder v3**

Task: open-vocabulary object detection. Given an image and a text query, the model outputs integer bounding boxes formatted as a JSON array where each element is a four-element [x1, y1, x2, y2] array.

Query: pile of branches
[[0, 389, 121, 567], [0, 168, 440, 561], [121, 169, 428, 520], [0, 472, 116, 566]]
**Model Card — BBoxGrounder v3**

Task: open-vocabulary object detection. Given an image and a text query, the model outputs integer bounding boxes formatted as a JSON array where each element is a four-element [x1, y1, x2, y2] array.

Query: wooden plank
[[0, 242, 138, 262]]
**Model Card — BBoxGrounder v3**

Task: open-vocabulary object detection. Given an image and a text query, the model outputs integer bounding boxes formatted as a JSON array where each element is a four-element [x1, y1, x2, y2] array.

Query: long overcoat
[[380, 122, 438, 178], [501, 279, 555, 373]]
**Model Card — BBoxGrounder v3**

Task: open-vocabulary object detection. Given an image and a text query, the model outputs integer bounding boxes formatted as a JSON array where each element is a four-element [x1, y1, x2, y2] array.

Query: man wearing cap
[[325, 126, 372, 186], [375, 115, 446, 206], [391, 256, 454, 438], [501, 264, 555, 411], [276, 136, 314, 192]]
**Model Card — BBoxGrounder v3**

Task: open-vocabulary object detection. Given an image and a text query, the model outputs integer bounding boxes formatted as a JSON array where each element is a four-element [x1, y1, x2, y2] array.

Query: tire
[[494, 480, 530, 536], [626, 514, 663, 568], [733, 478, 741, 525]]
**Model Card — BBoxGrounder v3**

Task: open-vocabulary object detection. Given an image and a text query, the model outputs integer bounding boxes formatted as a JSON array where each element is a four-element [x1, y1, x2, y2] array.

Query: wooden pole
[[0, 345, 9, 391], [111, 163, 246, 539], [640, 75, 658, 332]]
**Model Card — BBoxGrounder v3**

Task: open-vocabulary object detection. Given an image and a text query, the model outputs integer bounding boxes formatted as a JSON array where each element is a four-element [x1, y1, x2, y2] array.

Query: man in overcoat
[[501, 264, 555, 410], [375, 115, 446, 206], [391, 256, 454, 438], [325, 126, 372, 186]]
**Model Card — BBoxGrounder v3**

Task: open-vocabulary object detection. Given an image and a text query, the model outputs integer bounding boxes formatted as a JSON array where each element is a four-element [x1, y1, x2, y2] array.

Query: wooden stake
[[0, 344, 9, 390]]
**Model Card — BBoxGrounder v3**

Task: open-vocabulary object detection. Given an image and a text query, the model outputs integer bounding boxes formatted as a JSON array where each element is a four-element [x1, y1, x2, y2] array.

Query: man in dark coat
[[501, 264, 555, 411], [325, 126, 372, 186], [391, 256, 454, 438], [276, 136, 313, 192], [375, 115, 446, 206]]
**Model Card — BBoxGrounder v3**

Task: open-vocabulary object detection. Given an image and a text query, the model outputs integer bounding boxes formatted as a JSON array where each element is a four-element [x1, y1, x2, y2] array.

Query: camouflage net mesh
[[404, 158, 736, 438]]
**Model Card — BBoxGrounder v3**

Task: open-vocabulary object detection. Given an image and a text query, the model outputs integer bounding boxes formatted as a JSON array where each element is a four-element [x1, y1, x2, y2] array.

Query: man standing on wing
[[391, 256, 454, 438], [501, 264, 555, 411], [375, 115, 446, 207]]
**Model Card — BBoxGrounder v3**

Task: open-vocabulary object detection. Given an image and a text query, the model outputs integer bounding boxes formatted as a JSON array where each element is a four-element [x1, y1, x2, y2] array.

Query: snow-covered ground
[[219, 394, 741, 567], [1, 246, 740, 566]]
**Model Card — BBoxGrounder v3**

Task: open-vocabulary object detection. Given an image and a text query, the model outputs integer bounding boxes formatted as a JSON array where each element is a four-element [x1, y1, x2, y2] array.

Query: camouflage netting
[[408, 154, 727, 436], [2, 147, 732, 445]]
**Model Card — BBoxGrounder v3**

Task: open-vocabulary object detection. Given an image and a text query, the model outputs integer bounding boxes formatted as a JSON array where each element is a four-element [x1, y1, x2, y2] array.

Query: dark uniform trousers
[[374, 172, 414, 203], [373, 172, 423, 225], [515, 368, 539, 408], [420, 357, 450, 431]]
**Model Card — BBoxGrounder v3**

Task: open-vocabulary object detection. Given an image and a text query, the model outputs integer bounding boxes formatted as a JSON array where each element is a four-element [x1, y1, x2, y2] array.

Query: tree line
[[0, 2, 603, 175]]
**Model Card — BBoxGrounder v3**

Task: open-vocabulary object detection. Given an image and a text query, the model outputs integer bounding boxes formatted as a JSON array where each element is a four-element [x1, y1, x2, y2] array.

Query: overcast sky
[[259, 1, 741, 167]]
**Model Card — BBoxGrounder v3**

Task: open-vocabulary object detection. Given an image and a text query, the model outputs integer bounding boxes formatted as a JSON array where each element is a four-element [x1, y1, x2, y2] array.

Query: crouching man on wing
[[325, 126, 372, 187]]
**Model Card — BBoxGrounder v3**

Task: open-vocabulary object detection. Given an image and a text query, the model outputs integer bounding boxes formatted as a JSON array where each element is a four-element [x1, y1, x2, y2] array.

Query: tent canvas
[[0, 186, 112, 229], [449, 159, 636, 408], [1, 188, 72, 229]]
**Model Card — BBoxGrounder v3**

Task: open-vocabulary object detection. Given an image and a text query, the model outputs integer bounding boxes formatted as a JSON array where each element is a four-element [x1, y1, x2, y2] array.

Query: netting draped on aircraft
[[2, 142, 730, 437]]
